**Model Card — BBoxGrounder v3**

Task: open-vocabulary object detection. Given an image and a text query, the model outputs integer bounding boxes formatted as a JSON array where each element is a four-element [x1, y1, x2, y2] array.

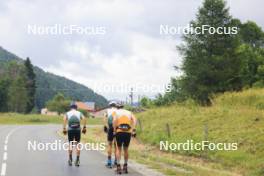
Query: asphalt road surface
[[0, 125, 143, 176]]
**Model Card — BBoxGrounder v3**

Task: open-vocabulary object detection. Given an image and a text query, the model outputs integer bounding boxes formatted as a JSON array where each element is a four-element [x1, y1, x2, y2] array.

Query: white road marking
[[2, 153, 7, 161], [5, 129, 17, 141], [1, 127, 19, 176], [0, 163, 6, 176]]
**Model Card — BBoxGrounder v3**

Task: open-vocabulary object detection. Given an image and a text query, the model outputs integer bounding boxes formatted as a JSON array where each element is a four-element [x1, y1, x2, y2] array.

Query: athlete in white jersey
[[104, 101, 118, 168], [63, 102, 86, 167]]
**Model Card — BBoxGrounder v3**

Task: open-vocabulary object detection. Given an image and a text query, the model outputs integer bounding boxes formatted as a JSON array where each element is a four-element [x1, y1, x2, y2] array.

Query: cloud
[[0, 0, 263, 100], [228, 0, 264, 26], [45, 32, 180, 99], [64, 0, 144, 23]]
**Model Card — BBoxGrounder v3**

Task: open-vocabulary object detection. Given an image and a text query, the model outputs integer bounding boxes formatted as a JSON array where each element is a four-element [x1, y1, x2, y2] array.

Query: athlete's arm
[[103, 112, 108, 127], [131, 114, 137, 130], [103, 112, 109, 133], [63, 115, 68, 135], [63, 115, 67, 129], [113, 116, 117, 133], [131, 113, 137, 137], [81, 114, 87, 128], [81, 113, 87, 134]]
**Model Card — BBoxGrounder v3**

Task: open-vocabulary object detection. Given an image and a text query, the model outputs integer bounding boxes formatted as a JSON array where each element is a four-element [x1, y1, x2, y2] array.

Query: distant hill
[[0, 46, 108, 109], [0, 47, 21, 62]]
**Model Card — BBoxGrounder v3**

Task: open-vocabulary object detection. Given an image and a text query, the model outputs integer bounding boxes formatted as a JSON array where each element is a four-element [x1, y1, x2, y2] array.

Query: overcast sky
[[0, 0, 263, 100]]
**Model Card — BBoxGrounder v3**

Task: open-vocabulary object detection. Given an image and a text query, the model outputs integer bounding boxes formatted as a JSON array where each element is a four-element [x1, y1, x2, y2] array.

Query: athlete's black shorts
[[115, 132, 131, 148], [107, 126, 114, 142], [68, 129, 81, 143]]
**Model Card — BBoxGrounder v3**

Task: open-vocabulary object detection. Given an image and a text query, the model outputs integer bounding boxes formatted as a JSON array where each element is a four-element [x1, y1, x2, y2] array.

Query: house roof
[[76, 101, 94, 111]]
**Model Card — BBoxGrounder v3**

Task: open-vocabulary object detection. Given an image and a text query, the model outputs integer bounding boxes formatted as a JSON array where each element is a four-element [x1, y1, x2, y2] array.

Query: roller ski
[[105, 159, 112, 168], [75, 159, 80, 167], [122, 164, 128, 174], [68, 159, 72, 166], [116, 164, 122, 175]]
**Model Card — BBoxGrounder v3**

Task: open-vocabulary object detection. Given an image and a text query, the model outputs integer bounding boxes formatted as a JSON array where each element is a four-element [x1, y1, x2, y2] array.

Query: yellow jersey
[[115, 109, 133, 133]]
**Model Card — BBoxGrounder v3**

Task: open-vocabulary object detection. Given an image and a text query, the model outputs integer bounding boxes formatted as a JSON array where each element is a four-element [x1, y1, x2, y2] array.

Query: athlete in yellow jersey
[[113, 102, 137, 174]]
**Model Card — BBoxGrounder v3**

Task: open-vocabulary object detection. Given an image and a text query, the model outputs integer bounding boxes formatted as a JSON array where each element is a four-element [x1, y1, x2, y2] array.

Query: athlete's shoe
[[116, 164, 122, 175], [75, 159, 80, 167], [68, 159, 72, 166], [123, 164, 128, 174], [106, 159, 112, 168], [114, 160, 117, 167]]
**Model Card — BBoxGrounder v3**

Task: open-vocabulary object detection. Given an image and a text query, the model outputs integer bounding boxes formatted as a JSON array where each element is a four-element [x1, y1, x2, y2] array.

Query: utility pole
[[138, 95, 141, 107], [129, 88, 133, 106]]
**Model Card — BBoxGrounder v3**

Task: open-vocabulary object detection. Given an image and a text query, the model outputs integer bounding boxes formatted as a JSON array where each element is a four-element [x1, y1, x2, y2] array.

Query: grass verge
[[81, 127, 240, 176], [136, 88, 264, 176], [0, 113, 103, 125]]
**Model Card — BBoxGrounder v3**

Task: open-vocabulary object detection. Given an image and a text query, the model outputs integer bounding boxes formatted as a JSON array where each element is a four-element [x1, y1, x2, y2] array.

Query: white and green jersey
[[106, 107, 117, 127], [66, 109, 83, 130]]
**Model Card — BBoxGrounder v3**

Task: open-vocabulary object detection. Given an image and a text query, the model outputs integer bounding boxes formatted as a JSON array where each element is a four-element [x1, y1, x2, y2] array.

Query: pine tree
[[178, 0, 241, 105], [24, 57, 36, 113], [0, 78, 10, 112]]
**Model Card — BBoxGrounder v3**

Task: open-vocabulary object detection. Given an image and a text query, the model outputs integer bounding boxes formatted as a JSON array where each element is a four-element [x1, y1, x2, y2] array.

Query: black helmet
[[116, 101, 124, 109], [108, 100, 118, 107], [70, 102, 78, 109]]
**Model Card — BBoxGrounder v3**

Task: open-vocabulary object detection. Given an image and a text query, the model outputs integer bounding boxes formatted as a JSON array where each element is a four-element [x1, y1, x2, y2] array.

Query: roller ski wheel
[[68, 159, 72, 166], [116, 164, 122, 175], [75, 160, 80, 167], [106, 159, 112, 168], [123, 164, 128, 174]]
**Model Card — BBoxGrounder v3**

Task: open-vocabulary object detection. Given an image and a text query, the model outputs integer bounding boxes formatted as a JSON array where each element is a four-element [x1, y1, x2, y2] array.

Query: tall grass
[[137, 88, 264, 176]]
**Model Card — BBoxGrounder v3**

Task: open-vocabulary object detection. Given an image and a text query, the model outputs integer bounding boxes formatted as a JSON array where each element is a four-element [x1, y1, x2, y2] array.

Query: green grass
[[136, 88, 264, 176], [80, 126, 236, 176], [0, 113, 103, 125]]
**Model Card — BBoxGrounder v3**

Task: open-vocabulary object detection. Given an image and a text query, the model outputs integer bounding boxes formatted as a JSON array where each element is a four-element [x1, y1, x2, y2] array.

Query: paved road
[[0, 125, 143, 176]]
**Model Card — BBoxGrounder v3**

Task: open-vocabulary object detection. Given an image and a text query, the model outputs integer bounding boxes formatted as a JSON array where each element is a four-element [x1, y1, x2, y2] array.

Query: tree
[[46, 93, 70, 115], [154, 94, 165, 106], [0, 78, 10, 112], [237, 44, 264, 87], [5, 62, 29, 113], [140, 97, 149, 107], [8, 76, 29, 113], [162, 78, 187, 104], [178, 0, 241, 105], [240, 21, 264, 48], [24, 57, 36, 113], [140, 96, 154, 108], [238, 21, 264, 87]]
